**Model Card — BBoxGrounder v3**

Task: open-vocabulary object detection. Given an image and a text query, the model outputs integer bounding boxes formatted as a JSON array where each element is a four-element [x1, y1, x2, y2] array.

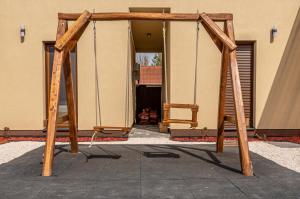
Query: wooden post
[[216, 34, 229, 153], [42, 19, 68, 176], [191, 106, 199, 128], [63, 50, 78, 153], [226, 20, 253, 176], [163, 103, 170, 126]]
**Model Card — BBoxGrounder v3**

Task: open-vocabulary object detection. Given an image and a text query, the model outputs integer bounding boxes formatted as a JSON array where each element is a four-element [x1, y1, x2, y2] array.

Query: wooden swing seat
[[93, 126, 131, 133], [162, 103, 199, 128]]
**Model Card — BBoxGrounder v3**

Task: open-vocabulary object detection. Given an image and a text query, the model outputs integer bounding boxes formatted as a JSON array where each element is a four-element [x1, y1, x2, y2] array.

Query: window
[[225, 41, 255, 129], [44, 42, 77, 128]]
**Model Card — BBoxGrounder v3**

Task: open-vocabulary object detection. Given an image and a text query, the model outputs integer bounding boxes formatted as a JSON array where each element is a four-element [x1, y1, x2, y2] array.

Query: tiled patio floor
[[0, 144, 299, 198]]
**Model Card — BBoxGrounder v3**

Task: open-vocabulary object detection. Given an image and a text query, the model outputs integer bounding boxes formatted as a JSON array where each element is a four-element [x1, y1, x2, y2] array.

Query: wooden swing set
[[43, 10, 253, 177]]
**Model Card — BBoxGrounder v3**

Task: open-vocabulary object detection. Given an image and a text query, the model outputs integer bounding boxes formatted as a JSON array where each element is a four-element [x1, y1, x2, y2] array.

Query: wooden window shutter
[[225, 42, 255, 129]]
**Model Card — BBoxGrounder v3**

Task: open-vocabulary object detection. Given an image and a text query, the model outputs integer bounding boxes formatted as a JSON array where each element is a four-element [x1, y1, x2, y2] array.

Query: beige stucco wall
[[0, 0, 299, 130], [258, 9, 300, 129]]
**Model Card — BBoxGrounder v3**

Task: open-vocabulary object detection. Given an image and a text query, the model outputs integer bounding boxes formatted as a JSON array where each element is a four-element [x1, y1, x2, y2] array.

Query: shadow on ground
[[0, 144, 299, 198]]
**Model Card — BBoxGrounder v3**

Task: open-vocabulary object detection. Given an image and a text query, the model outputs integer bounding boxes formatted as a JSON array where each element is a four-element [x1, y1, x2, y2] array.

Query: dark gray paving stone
[[86, 180, 141, 199], [0, 179, 47, 199], [0, 144, 299, 199], [251, 160, 298, 178], [230, 177, 300, 198], [34, 182, 90, 199], [185, 178, 247, 199], [142, 179, 195, 199]]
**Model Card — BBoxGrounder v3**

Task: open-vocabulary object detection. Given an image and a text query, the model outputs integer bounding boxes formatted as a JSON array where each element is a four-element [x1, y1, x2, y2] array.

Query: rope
[[193, 11, 200, 105], [162, 20, 168, 103], [93, 20, 101, 126], [124, 22, 131, 128], [90, 10, 101, 148], [90, 20, 131, 147]]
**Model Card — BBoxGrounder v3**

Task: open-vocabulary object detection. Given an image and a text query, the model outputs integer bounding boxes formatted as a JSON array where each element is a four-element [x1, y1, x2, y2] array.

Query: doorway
[[135, 53, 163, 125], [130, 8, 169, 133]]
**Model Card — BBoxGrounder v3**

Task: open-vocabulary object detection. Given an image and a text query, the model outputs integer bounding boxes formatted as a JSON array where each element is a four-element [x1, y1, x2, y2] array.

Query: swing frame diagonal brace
[[226, 20, 253, 176], [64, 21, 90, 53], [200, 13, 237, 51], [59, 21, 90, 59], [42, 19, 68, 177], [202, 22, 223, 52], [55, 10, 92, 51]]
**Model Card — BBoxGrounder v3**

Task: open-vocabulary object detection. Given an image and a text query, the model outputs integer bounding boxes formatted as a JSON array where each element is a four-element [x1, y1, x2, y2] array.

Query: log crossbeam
[[57, 114, 69, 123], [58, 12, 233, 21]]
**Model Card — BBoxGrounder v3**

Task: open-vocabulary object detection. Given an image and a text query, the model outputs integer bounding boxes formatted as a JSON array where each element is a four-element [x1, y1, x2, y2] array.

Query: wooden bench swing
[[89, 17, 132, 146], [43, 10, 253, 177], [160, 18, 200, 130]]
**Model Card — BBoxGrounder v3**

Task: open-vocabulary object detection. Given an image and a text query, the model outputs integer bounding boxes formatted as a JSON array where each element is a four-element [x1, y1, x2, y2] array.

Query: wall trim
[[0, 129, 299, 137], [170, 129, 255, 137], [0, 130, 93, 137], [256, 129, 300, 137]]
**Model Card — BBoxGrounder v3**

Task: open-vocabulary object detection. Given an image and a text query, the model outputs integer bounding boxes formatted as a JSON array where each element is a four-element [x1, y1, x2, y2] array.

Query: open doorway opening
[[135, 52, 162, 125], [130, 8, 170, 134]]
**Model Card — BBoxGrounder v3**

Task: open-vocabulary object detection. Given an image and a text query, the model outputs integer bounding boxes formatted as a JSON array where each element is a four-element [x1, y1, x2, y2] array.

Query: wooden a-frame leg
[[226, 20, 253, 176], [63, 51, 78, 153], [216, 34, 229, 153], [42, 20, 67, 177]]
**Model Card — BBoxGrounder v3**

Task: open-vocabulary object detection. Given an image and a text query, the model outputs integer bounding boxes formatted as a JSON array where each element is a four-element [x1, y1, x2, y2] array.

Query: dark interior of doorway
[[136, 86, 162, 124]]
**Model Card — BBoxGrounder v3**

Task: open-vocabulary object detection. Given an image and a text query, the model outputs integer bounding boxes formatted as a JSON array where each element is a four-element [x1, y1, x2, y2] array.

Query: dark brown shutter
[[225, 42, 254, 129]]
